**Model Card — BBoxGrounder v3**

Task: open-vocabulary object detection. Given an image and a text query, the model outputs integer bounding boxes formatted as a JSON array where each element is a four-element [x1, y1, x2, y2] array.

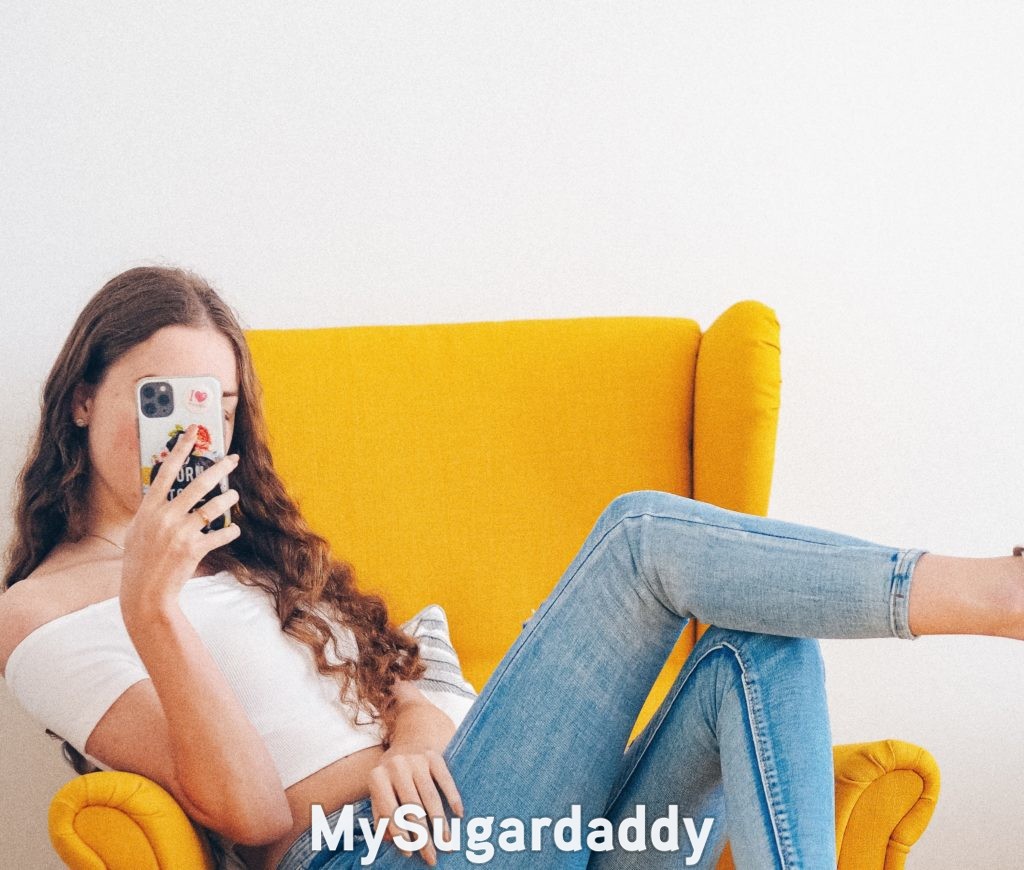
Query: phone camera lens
[[142, 385, 156, 399], [143, 402, 157, 416], [157, 393, 171, 406]]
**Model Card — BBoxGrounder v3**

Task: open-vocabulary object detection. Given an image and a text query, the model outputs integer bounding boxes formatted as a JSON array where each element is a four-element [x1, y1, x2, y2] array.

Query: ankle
[[907, 552, 1024, 639], [1001, 552, 1024, 640]]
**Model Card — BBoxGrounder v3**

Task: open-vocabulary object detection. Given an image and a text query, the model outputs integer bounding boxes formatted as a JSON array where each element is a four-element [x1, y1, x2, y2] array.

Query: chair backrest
[[245, 301, 781, 691]]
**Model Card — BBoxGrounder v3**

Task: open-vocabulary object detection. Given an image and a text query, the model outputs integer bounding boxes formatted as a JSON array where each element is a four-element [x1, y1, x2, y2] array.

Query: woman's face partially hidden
[[72, 325, 240, 520]]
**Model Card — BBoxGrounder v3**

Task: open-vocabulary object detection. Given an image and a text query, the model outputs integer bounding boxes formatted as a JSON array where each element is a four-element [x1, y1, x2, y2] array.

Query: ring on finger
[[196, 508, 213, 526]]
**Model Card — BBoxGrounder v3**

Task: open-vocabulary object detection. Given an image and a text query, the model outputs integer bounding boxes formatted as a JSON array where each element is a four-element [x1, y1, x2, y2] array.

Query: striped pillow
[[400, 604, 478, 729]]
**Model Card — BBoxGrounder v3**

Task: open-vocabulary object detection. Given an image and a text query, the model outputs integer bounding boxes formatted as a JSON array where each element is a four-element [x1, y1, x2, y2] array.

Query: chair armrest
[[715, 738, 939, 870], [49, 771, 216, 870], [833, 739, 940, 869]]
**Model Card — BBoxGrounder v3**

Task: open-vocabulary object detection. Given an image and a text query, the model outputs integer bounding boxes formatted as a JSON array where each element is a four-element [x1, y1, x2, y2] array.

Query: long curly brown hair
[[3, 265, 425, 774]]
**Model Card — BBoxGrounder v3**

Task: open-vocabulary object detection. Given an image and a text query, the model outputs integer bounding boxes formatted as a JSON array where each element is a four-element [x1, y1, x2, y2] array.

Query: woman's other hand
[[369, 721, 464, 866]]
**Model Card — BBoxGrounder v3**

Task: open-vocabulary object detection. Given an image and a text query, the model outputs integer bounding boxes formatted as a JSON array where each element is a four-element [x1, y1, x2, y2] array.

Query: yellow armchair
[[49, 302, 939, 868]]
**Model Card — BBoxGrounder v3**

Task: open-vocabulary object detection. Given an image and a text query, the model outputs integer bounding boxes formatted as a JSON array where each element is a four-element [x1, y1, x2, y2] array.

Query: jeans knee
[[778, 635, 825, 681], [699, 626, 826, 684], [601, 489, 692, 525], [602, 490, 648, 524]]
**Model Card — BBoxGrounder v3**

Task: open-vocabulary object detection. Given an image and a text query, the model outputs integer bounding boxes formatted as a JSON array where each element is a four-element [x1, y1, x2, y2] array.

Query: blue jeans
[[275, 490, 928, 870]]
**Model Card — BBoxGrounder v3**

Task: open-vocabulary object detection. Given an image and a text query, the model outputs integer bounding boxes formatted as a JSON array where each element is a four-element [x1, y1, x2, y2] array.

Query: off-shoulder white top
[[3, 570, 474, 789]]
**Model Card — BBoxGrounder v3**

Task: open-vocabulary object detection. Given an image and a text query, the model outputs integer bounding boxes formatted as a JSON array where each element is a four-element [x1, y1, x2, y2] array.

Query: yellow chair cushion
[[246, 314, 710, 720]]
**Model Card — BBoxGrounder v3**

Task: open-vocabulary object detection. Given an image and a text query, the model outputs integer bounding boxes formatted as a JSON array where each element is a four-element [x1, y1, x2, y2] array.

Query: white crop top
[[3, 570, 474, 790]]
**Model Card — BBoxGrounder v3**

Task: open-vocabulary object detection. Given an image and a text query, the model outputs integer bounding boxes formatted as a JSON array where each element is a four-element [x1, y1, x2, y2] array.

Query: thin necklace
[[87, 532, 126, 552]]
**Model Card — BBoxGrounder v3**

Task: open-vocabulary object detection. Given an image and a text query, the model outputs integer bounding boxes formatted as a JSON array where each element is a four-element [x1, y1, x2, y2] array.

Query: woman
[[2, 266, 1022, 870]]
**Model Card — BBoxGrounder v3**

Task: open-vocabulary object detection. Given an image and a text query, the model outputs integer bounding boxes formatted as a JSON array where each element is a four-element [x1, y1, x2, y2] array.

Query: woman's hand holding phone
[[121, 423, 241, 618]]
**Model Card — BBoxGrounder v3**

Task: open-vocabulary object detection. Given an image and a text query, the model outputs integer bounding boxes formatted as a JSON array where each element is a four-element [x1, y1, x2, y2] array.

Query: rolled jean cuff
[[891, 547, 929, 640]]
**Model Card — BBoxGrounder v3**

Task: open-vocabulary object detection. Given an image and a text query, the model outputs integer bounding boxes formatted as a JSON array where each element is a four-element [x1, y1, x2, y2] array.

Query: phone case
[[136, 375, 231, 532]]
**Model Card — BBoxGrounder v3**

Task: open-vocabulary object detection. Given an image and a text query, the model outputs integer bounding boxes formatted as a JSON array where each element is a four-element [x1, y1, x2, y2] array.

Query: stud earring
[[75, 418, 87, 427]]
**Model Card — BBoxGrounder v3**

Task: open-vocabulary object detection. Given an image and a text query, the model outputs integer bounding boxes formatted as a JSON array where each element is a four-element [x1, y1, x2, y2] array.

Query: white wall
[[2, 3, 1022, 867]]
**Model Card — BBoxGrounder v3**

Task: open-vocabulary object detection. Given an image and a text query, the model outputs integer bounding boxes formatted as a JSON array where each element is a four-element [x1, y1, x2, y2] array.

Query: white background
[[2, 3, 1023, 867]]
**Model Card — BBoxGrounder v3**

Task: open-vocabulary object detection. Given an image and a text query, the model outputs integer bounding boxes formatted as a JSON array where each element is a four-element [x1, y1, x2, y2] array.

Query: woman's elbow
[[224, 796, 294, 846]]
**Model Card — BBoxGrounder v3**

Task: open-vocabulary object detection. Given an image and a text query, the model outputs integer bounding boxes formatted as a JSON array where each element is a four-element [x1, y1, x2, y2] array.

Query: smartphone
[[136, 375, 231, 532]]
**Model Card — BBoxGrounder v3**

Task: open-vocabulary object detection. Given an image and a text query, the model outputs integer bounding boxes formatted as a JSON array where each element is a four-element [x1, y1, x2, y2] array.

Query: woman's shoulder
[[0, 577, 54, 677], [0, 549, 121, 677]]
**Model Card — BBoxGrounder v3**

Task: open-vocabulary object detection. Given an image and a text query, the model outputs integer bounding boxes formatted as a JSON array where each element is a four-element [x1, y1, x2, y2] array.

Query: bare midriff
[[236, 743, 387, 870]]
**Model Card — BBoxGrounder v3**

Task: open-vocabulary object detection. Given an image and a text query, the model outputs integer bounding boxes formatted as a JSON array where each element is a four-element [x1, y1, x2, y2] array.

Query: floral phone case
[[136, 375, 231, 532]]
